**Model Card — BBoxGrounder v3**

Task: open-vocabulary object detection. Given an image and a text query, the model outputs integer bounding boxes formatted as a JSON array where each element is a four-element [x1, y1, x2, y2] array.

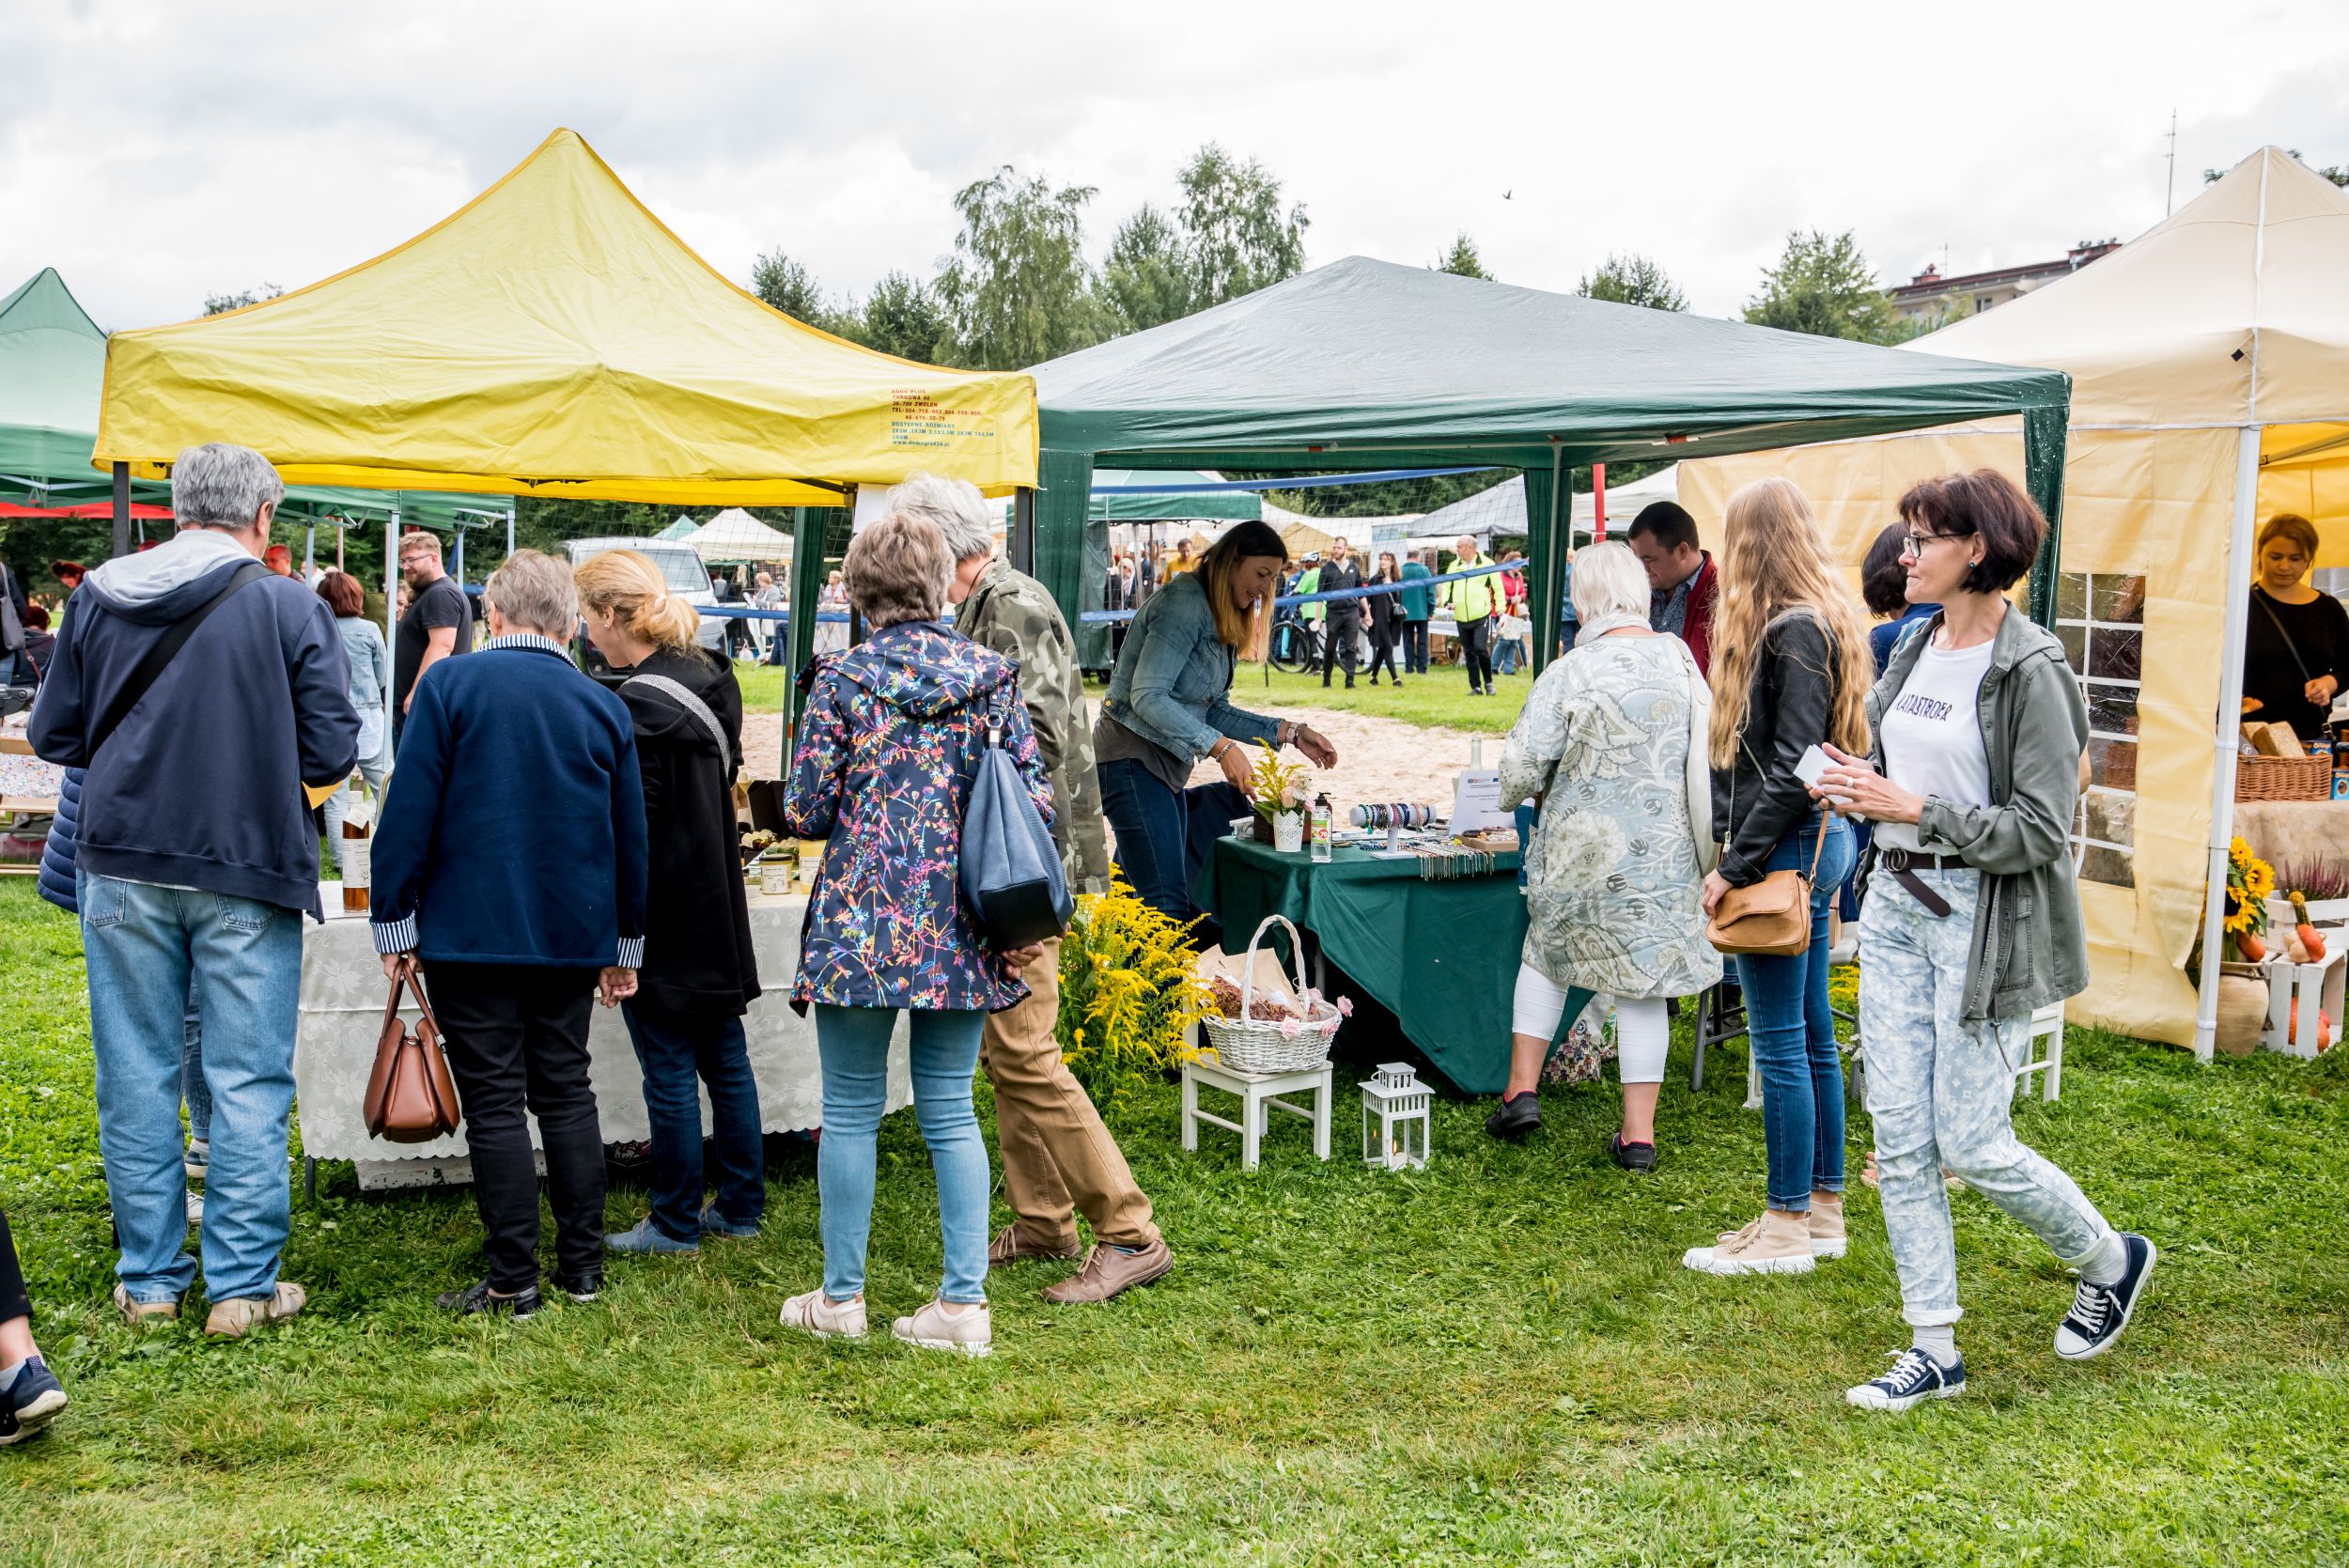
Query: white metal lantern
[[1360, 1063, 1431, 1170]]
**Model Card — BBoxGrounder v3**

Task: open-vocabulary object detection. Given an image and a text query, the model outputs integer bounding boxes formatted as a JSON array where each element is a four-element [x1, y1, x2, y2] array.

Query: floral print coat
[[1499, 632, 1722, 1001], [785, 620, 1053, 1012]]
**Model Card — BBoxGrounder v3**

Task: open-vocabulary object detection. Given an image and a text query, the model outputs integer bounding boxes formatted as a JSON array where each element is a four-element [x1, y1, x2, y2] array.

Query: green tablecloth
[[1196, 837, 1548, 1094]]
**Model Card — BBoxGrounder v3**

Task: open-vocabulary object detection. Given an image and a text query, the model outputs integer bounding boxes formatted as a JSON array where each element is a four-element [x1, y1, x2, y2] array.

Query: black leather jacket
[[1709, 611, 1840, 887]]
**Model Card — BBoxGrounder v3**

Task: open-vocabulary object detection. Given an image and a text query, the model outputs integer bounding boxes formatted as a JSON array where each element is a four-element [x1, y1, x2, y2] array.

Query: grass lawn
[[4, 876, 2345, 1564]]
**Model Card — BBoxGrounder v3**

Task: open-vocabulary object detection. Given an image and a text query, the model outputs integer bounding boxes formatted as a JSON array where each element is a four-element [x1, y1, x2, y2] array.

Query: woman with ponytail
[[576, 550, 766, 1256], [1682, 478, 1871, 1280]]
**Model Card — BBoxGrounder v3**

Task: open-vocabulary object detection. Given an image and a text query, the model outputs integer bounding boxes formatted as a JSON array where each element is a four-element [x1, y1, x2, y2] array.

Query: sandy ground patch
[[744, 705, 1496, 820]]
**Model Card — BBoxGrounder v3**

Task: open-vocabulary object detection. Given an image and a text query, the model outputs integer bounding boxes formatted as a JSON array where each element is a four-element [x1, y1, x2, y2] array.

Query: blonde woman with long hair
[[1095, 520, 1338, 934], [575, 549, 766, 1258], [1683, 477, 1873, 1279]]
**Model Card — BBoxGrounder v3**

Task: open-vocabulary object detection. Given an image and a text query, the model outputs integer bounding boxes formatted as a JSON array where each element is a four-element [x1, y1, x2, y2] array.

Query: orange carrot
[[2238, 929, 2268, 963], [2289, 893, 2326, 960]]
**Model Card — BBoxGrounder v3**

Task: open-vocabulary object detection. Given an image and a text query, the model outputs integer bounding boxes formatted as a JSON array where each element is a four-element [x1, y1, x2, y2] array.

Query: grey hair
[[171, 442, 285, 528], [1569, 540, 1651, 625], [843, 512, 954, 628], [884, 472, 994, 564], [483, 549, 578, 636]]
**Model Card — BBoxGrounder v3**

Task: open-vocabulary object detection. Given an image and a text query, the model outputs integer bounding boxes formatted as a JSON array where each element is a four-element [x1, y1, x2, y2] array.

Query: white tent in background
[[1402, 464, 1680, 552], [685, 507, 795, 563]]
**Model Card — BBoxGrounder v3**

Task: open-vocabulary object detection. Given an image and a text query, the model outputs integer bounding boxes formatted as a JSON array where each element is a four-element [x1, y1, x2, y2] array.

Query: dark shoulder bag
[[85, 561, 271, 760], [960, 712, 1072, 950]]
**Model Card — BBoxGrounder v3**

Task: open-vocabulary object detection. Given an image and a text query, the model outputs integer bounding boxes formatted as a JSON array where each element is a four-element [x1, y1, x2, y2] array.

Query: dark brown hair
[[317, 569, 366, 618], [1895, 470, 2046, 595], [1860, 522, 1912, 617], [2259, 511, 2319, 560]]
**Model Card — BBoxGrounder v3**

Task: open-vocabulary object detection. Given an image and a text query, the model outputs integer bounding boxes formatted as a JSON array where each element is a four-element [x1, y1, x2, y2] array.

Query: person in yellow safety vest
[[1440, 535, 1500, 695]]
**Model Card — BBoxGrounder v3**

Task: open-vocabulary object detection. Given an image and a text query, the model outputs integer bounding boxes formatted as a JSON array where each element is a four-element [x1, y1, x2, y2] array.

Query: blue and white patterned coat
[[1499, 633, 1722, 1001], [784, 620, 1052, 1013]]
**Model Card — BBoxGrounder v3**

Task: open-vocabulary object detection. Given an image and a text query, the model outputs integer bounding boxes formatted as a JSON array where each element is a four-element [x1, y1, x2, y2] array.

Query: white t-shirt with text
[[1875, 631, 1996, 853]]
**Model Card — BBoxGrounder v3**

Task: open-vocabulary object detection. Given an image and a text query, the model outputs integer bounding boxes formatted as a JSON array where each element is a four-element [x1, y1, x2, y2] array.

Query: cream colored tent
[[685, 508, 795, 563], [1681, 148, 2349, 1056]]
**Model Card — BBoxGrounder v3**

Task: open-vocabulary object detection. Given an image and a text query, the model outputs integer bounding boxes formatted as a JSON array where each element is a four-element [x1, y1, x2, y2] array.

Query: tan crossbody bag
[[1705, 612, 1834, 958]]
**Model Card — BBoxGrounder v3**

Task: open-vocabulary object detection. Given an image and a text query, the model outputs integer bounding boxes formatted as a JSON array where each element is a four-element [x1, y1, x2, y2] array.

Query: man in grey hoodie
[[31, 442, 357, 1340]]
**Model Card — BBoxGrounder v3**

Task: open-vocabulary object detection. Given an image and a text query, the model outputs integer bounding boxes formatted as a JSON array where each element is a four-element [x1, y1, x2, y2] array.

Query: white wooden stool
[[1180, 1059, 1333, 1171]]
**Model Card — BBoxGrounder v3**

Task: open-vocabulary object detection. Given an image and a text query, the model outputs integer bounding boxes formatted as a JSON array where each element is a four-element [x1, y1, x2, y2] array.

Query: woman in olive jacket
[[577, 550, 764, 1255]]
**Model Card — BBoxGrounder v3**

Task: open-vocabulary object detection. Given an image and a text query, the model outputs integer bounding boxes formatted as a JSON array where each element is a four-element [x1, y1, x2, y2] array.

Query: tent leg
[[452, 527, 464, 585], [110, 461, 131, 559], [506, 512, 515, 560], [1011, 488, 1035, 576], [385, 507, 400, 755], [303, 523, 316, 577], [2192, 426, 2263, 1063], [1525, 453, 1567, 673]]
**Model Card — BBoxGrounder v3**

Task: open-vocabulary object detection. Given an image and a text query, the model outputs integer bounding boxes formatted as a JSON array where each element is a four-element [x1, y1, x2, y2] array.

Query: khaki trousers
[[982, 938, 1161, 1251]]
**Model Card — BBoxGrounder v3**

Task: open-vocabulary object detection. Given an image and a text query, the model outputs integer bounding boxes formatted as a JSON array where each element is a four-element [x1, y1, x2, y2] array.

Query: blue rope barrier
[[1078, 560, 1517, 625]]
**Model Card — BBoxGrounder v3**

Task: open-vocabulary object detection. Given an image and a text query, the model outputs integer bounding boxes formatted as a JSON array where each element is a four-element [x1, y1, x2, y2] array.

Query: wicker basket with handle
[[1201, 914, 1343, 1074], [2236, 753, 2331, 801]]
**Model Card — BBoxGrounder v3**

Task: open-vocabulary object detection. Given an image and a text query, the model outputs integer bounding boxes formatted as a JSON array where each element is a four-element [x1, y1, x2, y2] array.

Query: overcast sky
[[7, 1, 2346, 336]]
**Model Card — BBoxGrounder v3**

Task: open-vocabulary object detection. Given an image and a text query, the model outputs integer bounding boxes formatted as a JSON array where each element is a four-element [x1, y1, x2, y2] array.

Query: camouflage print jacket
[[954, 559, 1112, 890]]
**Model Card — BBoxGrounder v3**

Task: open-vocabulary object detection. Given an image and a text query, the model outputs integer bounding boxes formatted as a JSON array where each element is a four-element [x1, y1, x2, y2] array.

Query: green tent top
[[1089, 469, 1261, 522], [0, 267, 509, 534], [1034, 256, 2069, 471], [655, 514, 699, 541], [1025, 255, 2071, 670]]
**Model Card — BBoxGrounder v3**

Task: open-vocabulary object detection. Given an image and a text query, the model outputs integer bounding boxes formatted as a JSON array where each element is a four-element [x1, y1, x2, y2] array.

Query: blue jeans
[[620, 1001, 765, 1242], [1494, 638, 1520, 675], [80, 872, 300, 1303], [813, 1005, 989, 1305], [1097, 759, 1250, 935], [1731, 818, 1858, 1212]]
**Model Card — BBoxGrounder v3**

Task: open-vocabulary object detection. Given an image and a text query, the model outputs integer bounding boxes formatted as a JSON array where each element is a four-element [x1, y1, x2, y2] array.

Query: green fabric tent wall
[[1030, 256, 2074, 665]]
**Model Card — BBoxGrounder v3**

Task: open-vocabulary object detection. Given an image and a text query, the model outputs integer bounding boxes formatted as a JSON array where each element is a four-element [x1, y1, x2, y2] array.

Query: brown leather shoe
[[988, 1224, 1081, 1268], [1040, 1237, 1174, 1304]]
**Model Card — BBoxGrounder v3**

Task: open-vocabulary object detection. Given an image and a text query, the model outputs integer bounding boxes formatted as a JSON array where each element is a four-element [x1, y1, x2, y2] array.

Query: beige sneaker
[[204, 1281, 307, 1339], [111, 1283, 180, 1327], [779, 1288, 866, 1341], [892, 1298, 992, 1357], [1683, 1210, 1816, 1276], [1809, 1191, 1847, 1260]]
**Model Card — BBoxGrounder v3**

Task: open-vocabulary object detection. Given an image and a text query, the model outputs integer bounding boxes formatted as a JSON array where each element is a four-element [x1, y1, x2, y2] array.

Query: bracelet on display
[[1350, 803, 1435, 831]]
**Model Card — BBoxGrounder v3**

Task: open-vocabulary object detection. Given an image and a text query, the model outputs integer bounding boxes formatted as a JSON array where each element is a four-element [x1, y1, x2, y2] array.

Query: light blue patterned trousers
[[1858, 865, 2114, 1327]]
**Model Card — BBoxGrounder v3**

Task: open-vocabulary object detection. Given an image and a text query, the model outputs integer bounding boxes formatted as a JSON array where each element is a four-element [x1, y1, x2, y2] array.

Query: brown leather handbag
[[1706, 821, 1830, 956], [362, 958, 462, 1142]]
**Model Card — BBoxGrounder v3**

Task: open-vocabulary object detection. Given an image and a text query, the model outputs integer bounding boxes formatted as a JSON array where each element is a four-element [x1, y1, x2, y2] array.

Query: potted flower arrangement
[[2220, 836, 2276, 963], [1245, 742, 1312, 853]]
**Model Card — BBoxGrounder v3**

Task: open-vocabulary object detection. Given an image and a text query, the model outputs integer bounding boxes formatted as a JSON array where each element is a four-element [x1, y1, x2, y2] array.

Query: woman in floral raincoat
[[778, 511, 1052, 1358], [1488, 543, 1720, 1169]]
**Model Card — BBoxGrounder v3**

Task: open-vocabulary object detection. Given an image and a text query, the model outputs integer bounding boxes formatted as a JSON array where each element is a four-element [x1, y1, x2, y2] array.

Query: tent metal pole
[[1011, 488, 1035, 575], [385, 506, 400, 755], [506, 510, 515, 560], [303, 523, 315, 576], [110, 462, 131, 559], [452, 524, 464, 585], [2192, 425, 2263, 1063]]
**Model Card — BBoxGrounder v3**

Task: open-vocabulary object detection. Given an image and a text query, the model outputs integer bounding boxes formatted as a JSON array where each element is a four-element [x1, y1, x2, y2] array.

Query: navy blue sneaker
[[698, 1205, 761, 1240], [2056, 1233, 2155, 1360], [605, 1218, 700, 1255], [0, 1358, 68, 1445], [1845, 1347, 1966, 1412]]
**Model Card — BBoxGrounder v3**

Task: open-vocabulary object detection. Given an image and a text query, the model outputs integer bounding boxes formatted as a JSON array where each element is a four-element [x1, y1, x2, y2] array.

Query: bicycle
[[1268, 612, 1320, 674]]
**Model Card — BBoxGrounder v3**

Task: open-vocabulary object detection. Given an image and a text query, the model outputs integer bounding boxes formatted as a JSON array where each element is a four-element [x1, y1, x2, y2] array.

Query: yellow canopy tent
[[1681, 147, 2349, 1055], [93, 128, 1036, 505], [90, 127, 1038, 737]]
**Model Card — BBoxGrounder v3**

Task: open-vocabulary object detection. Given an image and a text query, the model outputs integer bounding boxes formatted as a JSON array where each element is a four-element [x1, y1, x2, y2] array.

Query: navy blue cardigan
[[370, 636, 649, 969]]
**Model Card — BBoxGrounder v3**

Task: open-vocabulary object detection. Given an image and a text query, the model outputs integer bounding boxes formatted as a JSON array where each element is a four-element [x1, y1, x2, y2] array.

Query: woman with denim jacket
[[777, 511, 1053, 1358], [1817, 471, 2151, 1413], [1094, 520, 1338, 935], [316, 570, 389, 874], [1683, 478, 1871, 1280]]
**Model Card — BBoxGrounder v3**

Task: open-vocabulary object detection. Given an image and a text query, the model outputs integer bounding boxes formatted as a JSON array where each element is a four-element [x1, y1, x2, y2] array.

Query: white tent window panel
[[2057, 569, 2146, 889]]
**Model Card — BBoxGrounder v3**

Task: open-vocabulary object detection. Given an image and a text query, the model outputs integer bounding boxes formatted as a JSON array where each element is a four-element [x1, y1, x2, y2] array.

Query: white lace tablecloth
[[0, 722, 64, 804], [295, 885, 910, 1185]]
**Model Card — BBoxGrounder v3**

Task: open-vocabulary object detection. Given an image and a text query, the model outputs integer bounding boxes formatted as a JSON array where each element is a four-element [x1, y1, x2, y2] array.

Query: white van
[[561, 537, 729, 659]]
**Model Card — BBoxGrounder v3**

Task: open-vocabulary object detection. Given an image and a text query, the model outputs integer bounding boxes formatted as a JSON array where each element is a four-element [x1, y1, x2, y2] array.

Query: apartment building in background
[[1888, 239, 2120, 327]]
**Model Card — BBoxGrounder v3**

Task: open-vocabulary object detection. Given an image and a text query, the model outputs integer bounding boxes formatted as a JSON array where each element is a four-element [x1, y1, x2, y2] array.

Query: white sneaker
[[185, 1189, 205, 1226], [892, 1298, 991, 1357], [1682, 1211, 1817, 1277], [779, 1288, 866, 1341]]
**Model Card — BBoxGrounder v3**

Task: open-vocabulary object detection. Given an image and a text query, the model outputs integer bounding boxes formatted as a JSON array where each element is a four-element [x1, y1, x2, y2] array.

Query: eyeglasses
[[1901, 531, 1967, 556]]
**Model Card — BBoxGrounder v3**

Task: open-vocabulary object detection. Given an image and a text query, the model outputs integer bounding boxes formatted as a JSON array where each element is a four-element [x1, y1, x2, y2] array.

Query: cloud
[[3, 0, 2345, 332]]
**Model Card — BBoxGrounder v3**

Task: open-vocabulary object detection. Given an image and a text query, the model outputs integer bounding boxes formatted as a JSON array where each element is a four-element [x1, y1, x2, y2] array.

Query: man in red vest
[[1626, 502, 1718, 675]]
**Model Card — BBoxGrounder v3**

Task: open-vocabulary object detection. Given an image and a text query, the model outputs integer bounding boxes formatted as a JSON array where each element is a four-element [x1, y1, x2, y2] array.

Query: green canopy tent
[[0, 268, 510, 565], [1029, 256, 2073, 668], [1087, 469, 1263, 521]]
